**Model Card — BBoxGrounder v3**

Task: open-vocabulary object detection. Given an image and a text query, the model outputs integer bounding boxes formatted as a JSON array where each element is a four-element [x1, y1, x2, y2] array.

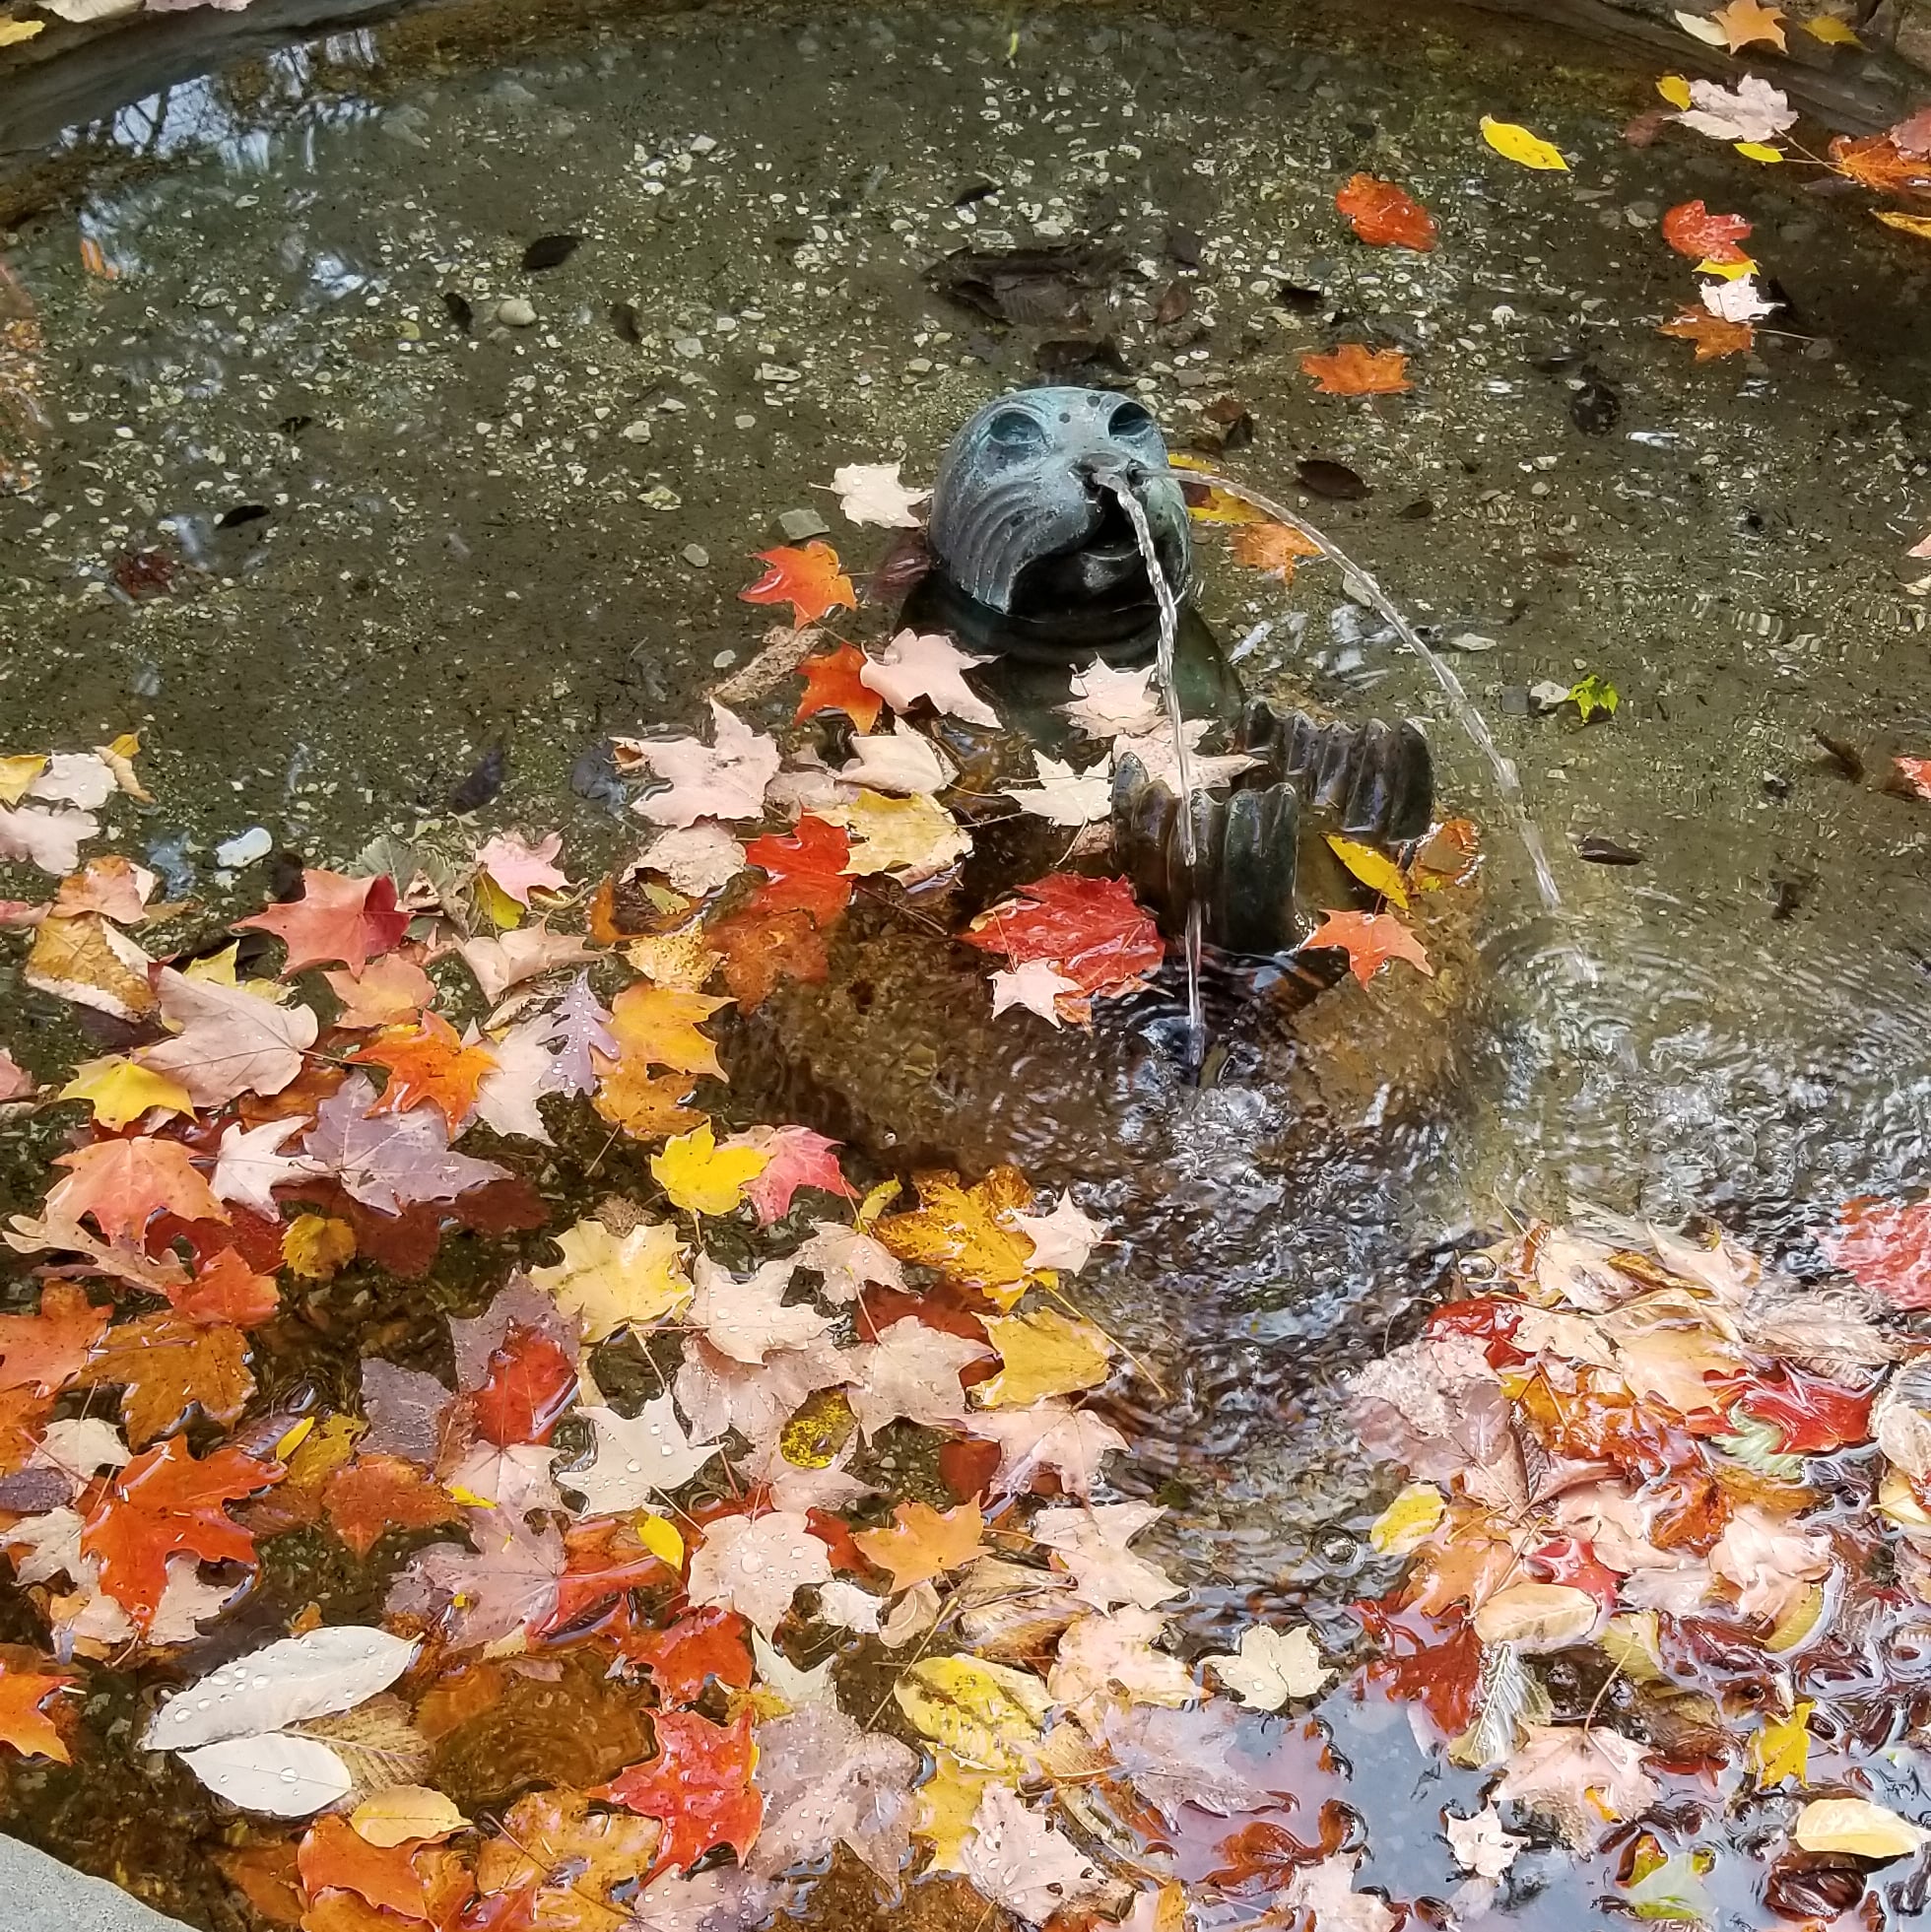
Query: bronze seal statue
[[898, 385, 1433, 959]]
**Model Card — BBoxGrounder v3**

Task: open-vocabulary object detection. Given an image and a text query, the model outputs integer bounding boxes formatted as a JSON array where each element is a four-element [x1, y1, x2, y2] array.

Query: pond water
[[3, 1, 1931, 1928]]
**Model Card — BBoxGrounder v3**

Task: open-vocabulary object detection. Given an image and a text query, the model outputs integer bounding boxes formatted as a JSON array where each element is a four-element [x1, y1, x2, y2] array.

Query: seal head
[[924, 386, 1191, 659]]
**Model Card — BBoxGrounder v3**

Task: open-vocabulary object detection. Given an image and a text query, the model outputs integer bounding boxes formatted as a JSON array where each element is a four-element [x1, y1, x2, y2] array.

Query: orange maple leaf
[[742, 816, 854, 927], [738, 542, 858, 628], [592, 1063, 704, 1144], [350, 1011, 499, 1130], [604, 981, 728, 1081], [1895, 756, 1931, 800], [0, 1659, 76, 1763], [0, 1388, 53, 1477], [1302, 909, 1434, 986], [853, 1499, 988, 1591], [795, 642, 884, 733], [1230, 521, 1323, 582], [1830, 133, 1931, 196], [1658, 306, 1755, 360], [0, 1282, 109, 1396], [1335, 174, 1437, 250], [233, 868, 410, 975], [75, 1311, 254, 1446], [705, 905, 832, 1013], [1710, 0, 1785, 50], [46, 1136, 226, 1244], [81, 1433, 283, 1632], [323, 954, 437, 1029], [1298, 343, 1412, 395], [322, 1453, 461, 1558], [297, 1816, 433, 1919]]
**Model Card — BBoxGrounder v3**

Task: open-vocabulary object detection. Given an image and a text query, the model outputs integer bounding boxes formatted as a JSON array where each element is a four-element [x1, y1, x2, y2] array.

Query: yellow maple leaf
[[1802, 12, 1860, 42], [58, 1057, 194, 1131], [875, 1166, 1039, 1307], [650, 1119, 769, 1217], [976, 1309, 1112, 1407], [1480, 115, 1568, 171], [25, 914, 157, 1023], [528, 1215, 692, 1341], [624, 930, 723, 991], [473, 871, 523, 930], [1876, 211, 1931, 241], [283, 1214, 356, 1281], [1656, 74, 1695, 110], [1367, 1482, 1445, 1556], [1167, 451, 1267, 524], [854, 1499, 988, 1591], [605, 981, 727, 1080], [895, 1655, 1052, 1772], [1752, 1700, 1812, 1786], [913, 1751, 995, 1873], [1325, 834, 1410, 908], [833, 790, 970, 880], [0, 755, 47, 805]]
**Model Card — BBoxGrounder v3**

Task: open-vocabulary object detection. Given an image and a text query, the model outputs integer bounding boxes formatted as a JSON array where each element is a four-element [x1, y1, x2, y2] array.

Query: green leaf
[[1567, 673, 1620, 722]]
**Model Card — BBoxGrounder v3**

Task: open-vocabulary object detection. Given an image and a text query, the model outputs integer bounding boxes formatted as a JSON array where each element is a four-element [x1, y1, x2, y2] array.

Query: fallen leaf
[[0, 1660, 75, 1762], [1334, 173, 1438, 249], [556, 1398, 721, 1512], [1301, 909, 1433, 985], [706, 904, 830, 1012], [652, 1121, 770, 1217], [1894, 759, 1931, 802], [349, 1012, 497, 1131], [686, 1510, 831, 1634], [1228, 521, 1322, 580], [531, 1215, 693, 1340], [637, 823, 748, 898], [830, 788, 969, 881], [477, 830, 569, 905], [1677, 76, 1797, 144], [742, 816, 854, 925], [596, 1708, 763, 1874], [1494, 1725, 1658, 1846], [1281, 1855, 1395, 1932], [58, 1056, 193, 1131], [46, 1136, 225, 1242], [1825, 1196, 1931, 1308], [0, 805, 100, 876], [76, 1311, 254, 1446], [1445, 1806, 1526, 1879], [1793, 1797, 1928, 1859], [966, 1401, 1126, 1499], [472, 1787, 662, 1926], [233, 870, 408, 976], [83, 1434, 283, 1632], [854, 1499, 988, 1591], [628, 702, 783, 828], [321, 1455, 460, 1559], [961, 1782, 1131, 1921], [859, 629, 997, 727], [1876, 211, 1931, 240], [1201, 1624, 1331, 1708], [1480, 115, 1568, 169], [1708, 0, 1786, 47], [794, 642, 886, 733], [834, 723, 956, 795], [832, 460, 925, 528], [875, 1167, 1038, 1303], [1661, 199, 1754, 262], [896, 1654, 1052, 1772], [298, 1815, 431, 1917], [738, 542, 857, 628], [603, 979, 728, 1081], [1300, 343, 1411, 394], [989, 959, 1082, 1026], [845, 1315, 994, 1436], [1752, 1700, 1813, 1786], [732, 1124, 855, 1225], [303, 1073, 509, 1216], [283, 1214, 357, 1281], [136, 967, 320, 1107], [1326, 833, 1411, 907], [1060, 658, 1163, 738], [1659, 304, 1756, 360], [1033, 1501, 1182, 1612], [977, 1309, 1111, 1407], [749, 1702, 918, 1880], [24, 912, 156, 1021], [963, 874, 1163, 1002]]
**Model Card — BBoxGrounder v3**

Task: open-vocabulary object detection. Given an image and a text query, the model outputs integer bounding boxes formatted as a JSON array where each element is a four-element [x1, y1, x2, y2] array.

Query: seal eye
[[985, 408, 1047, 454], [1107, 401, 1156, 438]]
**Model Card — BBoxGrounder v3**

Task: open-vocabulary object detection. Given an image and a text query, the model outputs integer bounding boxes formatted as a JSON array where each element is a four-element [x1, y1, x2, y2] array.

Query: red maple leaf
[[622, 1606, 753, 1703], [737, 543, 857, 628], [1334, 174, 1437, 250], [1352, 1601, 1483, 1738], [1301, 909, 1433, 986], [742, 816, 855, 927], [81, 1433, 283, 1631], [297, 1816, 429, 1919], [233, 868, 410, 975], [470, 1326, 577, 1446], [1825, 1195, 1931, 1309], [47, 1136, 227, 1243], [0, 1282, 109, 1395], [795, 642, 885, 733], [738, 1124, 855, 1227], [594, 1709, 763, 1874], [547, 1519, 678, 1632], [1660, 199, 1754, 262], [963, 874, 1164, 998], [1733, 1364, 1877, 1452], [1525, 1534, 1622, 1611]]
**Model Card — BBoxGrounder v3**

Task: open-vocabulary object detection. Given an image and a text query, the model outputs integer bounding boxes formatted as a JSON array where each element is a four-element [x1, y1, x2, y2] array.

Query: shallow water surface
[[3, 0, 1931, 1924]]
